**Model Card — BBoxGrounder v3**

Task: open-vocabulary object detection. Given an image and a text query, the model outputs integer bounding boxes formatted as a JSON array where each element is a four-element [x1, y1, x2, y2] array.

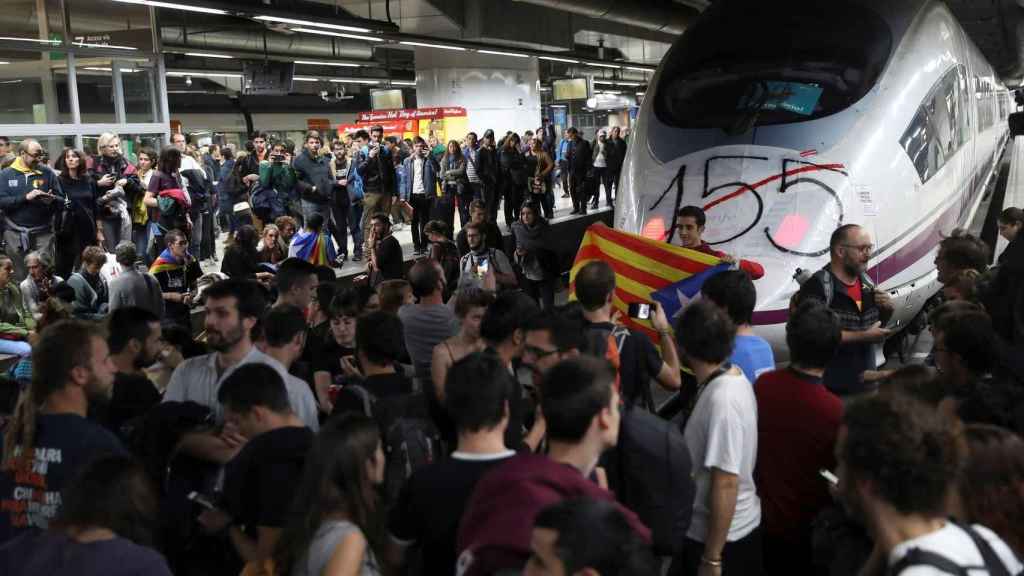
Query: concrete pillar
[[413, 48, 541, 137]]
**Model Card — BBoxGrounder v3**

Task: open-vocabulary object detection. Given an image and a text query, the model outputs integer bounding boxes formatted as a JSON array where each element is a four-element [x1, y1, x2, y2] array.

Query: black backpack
[[604, 405, 695, 557], [383, 416, 445, 505], [582, 322, 654, 411], [888, 520, 1020, 576]]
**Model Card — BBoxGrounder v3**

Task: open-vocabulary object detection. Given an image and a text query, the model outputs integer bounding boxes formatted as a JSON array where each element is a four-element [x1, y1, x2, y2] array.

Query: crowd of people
[[0, 124, 626, 318], [0, 124, 1022, 576]]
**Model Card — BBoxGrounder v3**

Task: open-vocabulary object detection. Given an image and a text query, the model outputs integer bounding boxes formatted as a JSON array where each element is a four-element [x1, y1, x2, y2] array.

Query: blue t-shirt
[[0, 531, 172, 576], [0, 413, 127, 544], [731, 334, 775, 385]]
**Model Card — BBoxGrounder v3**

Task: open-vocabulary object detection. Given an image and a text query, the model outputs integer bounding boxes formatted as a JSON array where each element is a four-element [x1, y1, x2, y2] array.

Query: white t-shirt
[[889, 522, 1023, 575], [412, 157, 425, 195], [683, 370, 761, 542]]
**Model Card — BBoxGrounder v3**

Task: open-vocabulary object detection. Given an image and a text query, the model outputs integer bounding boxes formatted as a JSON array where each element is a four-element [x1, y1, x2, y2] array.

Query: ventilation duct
[[160, 27, 374, 60], [509, 0, 697, 35]]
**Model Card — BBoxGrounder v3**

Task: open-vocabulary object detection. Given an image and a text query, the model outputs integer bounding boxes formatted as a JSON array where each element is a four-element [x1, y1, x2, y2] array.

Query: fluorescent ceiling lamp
[[539, 87, 551, 91], [0, 36, 59, 45], [624, 66, 654, 72], [112, 0, 228, 15], [478, 49, 529, 58], [72, 41, 137, 50], [293, 76, 320, 82], [292, 28, 383, 42], [636, 92, 646, 97], [295, 60, 361, 68], [594, 80, 643, 87], [400, 41, 465, 51], [391, 80, 416, 86], [167, 71, 243, 78], [539, 56, 578, 64], [587, 62, 620, 69], [0, 79, 23, 84], [83, 66, 141, 72], [600, 90, 623, 95], [185, 52, 233, 59], [253, 15, 371, 33], [0, 62, 8, 65], [329, 78, 379, 85]]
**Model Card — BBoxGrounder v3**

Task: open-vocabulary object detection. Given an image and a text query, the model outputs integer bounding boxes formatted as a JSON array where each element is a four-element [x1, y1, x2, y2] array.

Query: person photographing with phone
[[0, 139, 62, 281], [458, 221, 517, 292]]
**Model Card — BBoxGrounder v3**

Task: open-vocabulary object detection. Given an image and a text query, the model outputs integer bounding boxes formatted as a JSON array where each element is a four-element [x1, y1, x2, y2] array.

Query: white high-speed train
[[617, 0, 1012, 358]]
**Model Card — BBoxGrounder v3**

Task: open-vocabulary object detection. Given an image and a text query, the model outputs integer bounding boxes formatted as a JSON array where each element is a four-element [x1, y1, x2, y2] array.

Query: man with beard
[[0, 138, 61, 281], [458, 221, 517, 291], [797, 224, 893, 398], [836, 393, 1022, 576], [0, 320, 124, 544], [163, 279, 275, 464], [101, 307, 164, 438]]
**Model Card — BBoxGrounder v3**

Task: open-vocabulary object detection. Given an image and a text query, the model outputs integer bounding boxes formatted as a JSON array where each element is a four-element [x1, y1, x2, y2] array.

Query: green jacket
[[0, 282, 34, 339], [259, 161, 297, 197]]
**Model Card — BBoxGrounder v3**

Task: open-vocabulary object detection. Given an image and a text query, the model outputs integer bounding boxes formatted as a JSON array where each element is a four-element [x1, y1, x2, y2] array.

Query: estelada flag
[[569, 222, 729, 341]]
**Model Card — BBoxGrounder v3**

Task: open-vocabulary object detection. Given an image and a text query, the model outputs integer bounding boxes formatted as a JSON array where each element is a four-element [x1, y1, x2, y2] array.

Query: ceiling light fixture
[[293, 76, 320, 82], [295, 60, 361, 68], [593, 80, 643, 87], [0, 36, 59, 45], [111, 0, 228, 15], [167, 71, 243, 78], [477, 49, 529, 58], [0, 62, 9, 65], [329, 78, 380, 85], [72, 41, 138, 50], [538, 56, 579, 64], [624, 66, 654, 72], [291, 28, 384, 42], [390, 80, 416, 86], [253, 15, 371, 33], [83, 66, 141, 72], [400, 41, 466, 51], [587, 62, 620, 69], [185, 52, 233, 59]]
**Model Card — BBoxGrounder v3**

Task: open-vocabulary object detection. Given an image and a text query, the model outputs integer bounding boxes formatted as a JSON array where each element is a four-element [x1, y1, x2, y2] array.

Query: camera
[[271, 154, 286, 163]]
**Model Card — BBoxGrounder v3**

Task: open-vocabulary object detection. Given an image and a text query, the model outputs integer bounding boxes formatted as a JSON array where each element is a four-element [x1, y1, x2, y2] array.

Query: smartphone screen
[[477, 258, 489, 276], [628, 302, 651, 320]]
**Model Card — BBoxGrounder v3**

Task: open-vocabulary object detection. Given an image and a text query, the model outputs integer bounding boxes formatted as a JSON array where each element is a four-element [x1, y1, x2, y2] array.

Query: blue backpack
[[249, 183, 285, 220]]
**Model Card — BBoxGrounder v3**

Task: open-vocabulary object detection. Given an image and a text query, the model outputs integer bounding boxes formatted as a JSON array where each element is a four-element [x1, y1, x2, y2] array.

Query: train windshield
[[655, 2, 892, 132]]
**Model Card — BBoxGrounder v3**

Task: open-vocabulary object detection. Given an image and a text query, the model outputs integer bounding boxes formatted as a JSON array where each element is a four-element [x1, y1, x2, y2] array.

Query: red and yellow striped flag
[[569, 222, 722, 340]]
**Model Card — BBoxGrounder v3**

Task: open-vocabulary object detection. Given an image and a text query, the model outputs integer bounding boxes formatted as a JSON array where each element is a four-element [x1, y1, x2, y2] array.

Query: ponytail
[[2, 320, 102, 468], [2, 388, 37, 468]]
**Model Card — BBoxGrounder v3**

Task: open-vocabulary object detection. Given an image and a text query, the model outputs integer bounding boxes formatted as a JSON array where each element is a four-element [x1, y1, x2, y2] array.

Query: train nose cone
[[630, 144, 867, 316]]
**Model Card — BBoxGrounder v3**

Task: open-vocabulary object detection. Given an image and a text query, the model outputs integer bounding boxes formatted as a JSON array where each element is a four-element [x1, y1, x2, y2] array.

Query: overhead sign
[[356, 107, 467, 122]]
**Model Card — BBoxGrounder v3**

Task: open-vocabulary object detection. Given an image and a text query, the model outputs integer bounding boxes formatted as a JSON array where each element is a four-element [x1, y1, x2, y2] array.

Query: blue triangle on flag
[[650, 263, 732, 321]]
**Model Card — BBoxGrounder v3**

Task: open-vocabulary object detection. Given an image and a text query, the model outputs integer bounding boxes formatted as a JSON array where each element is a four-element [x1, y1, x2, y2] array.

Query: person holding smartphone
[[0, 139, 63, 281]]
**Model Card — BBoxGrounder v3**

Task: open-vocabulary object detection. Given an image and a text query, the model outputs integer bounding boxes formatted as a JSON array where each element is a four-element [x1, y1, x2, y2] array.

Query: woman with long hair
[[526, 137, 554, 219], [92, 133, 138, 251], [257, 223, 288, 265], [499, 133, 527, 227], [272, 415, 385, 576], [145, 146, 190, 262], [221, 225, 273, 284], [438, 140, 466, 235], [431, 287, 494, 405], [440, 138, 471, 229], [0, 455, 171, 576], [53, 148, 101, 278], [512, 201, 556, 310], [132, 147, 157, 265]]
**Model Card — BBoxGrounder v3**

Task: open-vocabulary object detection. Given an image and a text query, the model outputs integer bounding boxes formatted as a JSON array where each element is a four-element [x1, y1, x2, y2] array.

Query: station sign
[[356, 107, 467, 123]]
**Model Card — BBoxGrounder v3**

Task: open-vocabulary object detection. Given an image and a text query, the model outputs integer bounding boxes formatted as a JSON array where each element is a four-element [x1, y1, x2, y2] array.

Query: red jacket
[[695, 242, 764, 279], [457, 453, 650, 576]]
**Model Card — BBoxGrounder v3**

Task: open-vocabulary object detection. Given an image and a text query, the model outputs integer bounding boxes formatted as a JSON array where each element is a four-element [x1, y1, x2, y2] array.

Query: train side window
[[900, 67, 964, 183]]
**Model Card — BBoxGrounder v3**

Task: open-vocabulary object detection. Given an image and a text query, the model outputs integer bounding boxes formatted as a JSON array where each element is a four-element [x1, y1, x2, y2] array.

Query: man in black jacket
[[566, 128, 592, 215], [357, 125, 396, 258], [292, 132, 336, 247], [606, 126, 627, 208], [0, 139, 61, 280], [479, 130, 501, 224]]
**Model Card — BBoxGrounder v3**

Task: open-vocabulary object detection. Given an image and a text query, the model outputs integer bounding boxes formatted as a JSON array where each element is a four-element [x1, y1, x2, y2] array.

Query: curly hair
[[841, 393, 964, 516], [959, 424, 1024, 555]]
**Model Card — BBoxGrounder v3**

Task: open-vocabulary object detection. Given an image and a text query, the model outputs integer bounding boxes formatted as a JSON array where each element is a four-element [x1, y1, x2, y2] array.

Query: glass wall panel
[[0, 50, 71, 124], [67, 0, 153, 52]]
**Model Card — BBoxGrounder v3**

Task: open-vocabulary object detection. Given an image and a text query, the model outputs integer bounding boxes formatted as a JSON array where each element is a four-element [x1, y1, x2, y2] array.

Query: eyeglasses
[[25, 150, 44, 158], [841, 244, 873, 253]]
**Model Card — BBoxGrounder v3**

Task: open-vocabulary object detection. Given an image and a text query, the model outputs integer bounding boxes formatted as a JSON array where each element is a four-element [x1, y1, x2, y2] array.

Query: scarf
[[9, 157, 39, 176], [149, 247, 189, 275], [290, 229, 336, 267]]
